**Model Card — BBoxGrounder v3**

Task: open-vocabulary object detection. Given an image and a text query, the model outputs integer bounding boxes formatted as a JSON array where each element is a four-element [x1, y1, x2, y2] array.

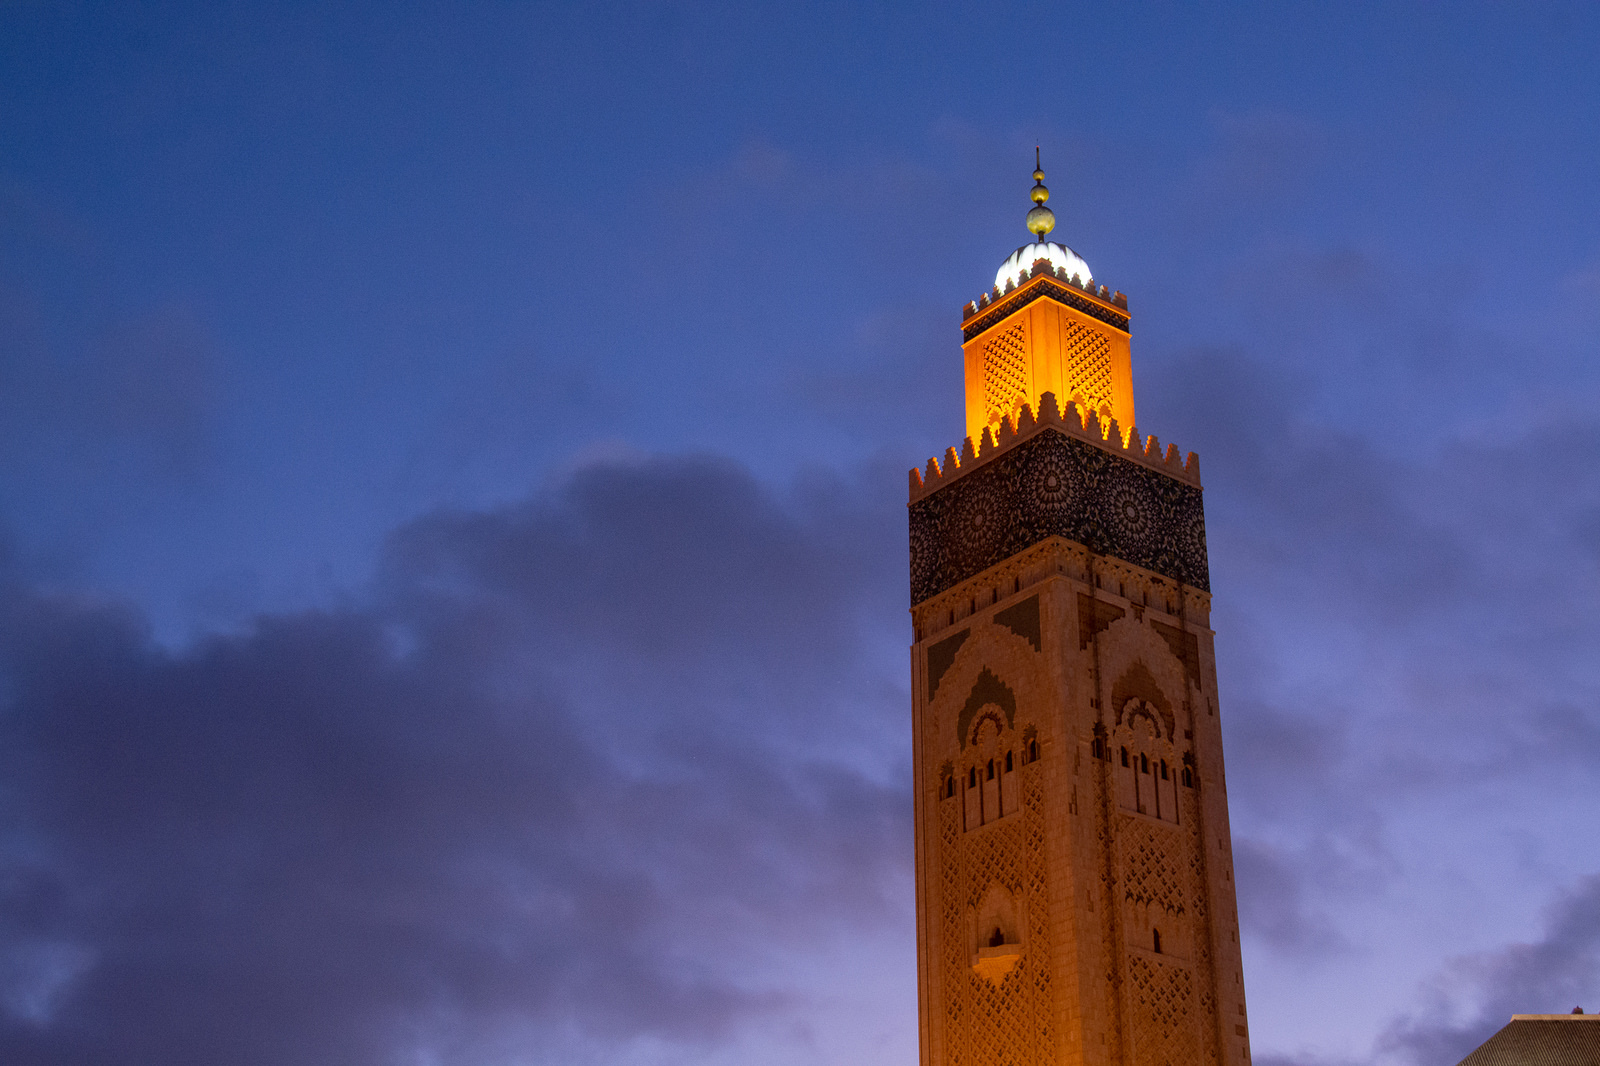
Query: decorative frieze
[[963, 265, 1130, 341], [909, 395, 1209, 605]]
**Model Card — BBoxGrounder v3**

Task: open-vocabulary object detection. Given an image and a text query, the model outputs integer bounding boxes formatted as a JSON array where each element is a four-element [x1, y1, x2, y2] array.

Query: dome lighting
[[994, 241, 1092, 294]]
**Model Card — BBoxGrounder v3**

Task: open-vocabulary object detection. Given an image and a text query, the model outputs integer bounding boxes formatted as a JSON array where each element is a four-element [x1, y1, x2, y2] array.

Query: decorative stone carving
[[910, 427, 1209, 605], [963, 274, 1130, 341]]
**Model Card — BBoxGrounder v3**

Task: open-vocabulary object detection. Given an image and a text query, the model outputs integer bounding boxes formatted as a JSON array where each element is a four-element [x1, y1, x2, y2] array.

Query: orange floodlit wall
[[961, 271, 1133, 446]]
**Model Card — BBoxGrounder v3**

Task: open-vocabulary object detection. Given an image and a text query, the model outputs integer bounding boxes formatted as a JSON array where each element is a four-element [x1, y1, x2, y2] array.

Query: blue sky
[[2, 3, 1598, 1064]]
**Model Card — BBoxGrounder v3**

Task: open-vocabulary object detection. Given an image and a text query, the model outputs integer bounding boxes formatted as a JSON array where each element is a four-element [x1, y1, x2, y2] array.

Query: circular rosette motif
[[1168, 496, 1209, 588], [1102, 468, 1159, 559], [1017, 436, 1085, 534], [1142, 481, 1209, 589], [946, 475, 1010, 577]]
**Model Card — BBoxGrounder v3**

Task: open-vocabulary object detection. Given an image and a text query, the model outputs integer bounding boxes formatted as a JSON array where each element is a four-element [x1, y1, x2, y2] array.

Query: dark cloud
[[1233, 838, 1346, 955], [0, 455, 912, 1065], [1380, 875, 1600, 1066]]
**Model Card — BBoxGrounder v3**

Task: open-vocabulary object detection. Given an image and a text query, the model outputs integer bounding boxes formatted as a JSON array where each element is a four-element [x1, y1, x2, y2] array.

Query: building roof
[[994, 241, 1091, 294], [1455, 1015, 1600, 1066]]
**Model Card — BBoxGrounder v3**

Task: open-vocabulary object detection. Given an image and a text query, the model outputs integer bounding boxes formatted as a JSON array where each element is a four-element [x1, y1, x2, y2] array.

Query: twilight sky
[[3, 3, 1599, 1064]]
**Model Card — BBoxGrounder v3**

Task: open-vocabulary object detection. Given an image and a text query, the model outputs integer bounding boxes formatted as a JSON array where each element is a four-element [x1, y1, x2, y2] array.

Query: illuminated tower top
[[959, 154, 1133, 445]]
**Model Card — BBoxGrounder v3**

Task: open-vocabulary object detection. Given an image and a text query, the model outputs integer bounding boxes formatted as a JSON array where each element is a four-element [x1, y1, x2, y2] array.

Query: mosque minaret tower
[[907, 152, 1252, 1066]]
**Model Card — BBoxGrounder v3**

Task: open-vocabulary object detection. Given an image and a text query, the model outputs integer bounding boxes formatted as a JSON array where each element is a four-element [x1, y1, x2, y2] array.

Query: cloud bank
[[0, 455, 913, 1066]]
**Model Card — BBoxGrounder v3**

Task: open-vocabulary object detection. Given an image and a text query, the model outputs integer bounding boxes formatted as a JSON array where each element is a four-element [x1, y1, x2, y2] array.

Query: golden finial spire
[[1026, 146, 1055, 241]]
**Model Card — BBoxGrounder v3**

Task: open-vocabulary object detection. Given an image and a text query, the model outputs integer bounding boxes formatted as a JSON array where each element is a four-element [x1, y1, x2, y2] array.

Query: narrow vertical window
[[963, 765, 981, 831], [986, 759, 995, 781], [1120, 747, 1130, 767], [1030, 738, 1041, 762], [1140, 753, 1149, 774], [1153, 929, 1162, 954], [1001, 747, 1019, 816]]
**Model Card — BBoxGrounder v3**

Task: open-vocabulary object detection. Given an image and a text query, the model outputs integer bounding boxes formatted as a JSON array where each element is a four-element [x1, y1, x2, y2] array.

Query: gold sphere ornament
[[1026, 146, 1055, 237], [1026, 203, 1056, 238]]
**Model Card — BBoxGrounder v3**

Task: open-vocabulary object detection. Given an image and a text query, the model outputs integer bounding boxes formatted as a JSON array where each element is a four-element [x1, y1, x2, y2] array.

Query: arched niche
[[972, 883, 1023, 985]]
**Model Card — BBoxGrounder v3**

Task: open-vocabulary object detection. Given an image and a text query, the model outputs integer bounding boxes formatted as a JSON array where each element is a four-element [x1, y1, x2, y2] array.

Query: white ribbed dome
[[994, 241, 1091, 292]]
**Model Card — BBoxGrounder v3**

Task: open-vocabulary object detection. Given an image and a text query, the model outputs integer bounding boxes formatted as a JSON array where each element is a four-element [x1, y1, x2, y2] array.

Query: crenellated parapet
[[910, 391, 1200, 504]]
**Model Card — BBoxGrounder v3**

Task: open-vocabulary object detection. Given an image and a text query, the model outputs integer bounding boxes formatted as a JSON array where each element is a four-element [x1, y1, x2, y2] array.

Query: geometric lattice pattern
[[1129, 954, 1199, 1066], [939, 763, 1054, 1066], [1109, 789, 1212, 1066], [1122, 816, 1187, 918], [982, 320, 1030, 428], [1063, 319, 1113, 418]]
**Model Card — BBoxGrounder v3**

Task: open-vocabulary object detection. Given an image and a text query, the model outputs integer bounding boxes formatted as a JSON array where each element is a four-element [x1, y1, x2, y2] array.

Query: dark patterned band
[[962, 278, 1130, 341], [909, 428, 1209, 605]]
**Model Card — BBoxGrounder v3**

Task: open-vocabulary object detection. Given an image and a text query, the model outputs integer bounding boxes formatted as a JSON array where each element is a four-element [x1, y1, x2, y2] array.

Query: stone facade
[[909, 272, 1251, 1066]]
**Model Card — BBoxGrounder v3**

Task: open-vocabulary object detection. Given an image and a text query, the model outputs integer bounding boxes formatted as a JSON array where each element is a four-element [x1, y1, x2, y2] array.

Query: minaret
[[908, 156, 1251, 1066]]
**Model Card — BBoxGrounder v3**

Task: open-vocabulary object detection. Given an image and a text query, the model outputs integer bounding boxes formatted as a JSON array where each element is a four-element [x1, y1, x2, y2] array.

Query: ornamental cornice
[[962, 267, 1130, 342]]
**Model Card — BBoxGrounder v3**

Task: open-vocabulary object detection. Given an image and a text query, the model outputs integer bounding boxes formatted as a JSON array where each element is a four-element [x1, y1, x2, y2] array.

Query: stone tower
[[907, 158, 1252, 1066]]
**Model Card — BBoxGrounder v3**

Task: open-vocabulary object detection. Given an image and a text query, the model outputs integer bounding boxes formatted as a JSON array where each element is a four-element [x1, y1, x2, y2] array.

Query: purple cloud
[[0, 455, 912, 1065]]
